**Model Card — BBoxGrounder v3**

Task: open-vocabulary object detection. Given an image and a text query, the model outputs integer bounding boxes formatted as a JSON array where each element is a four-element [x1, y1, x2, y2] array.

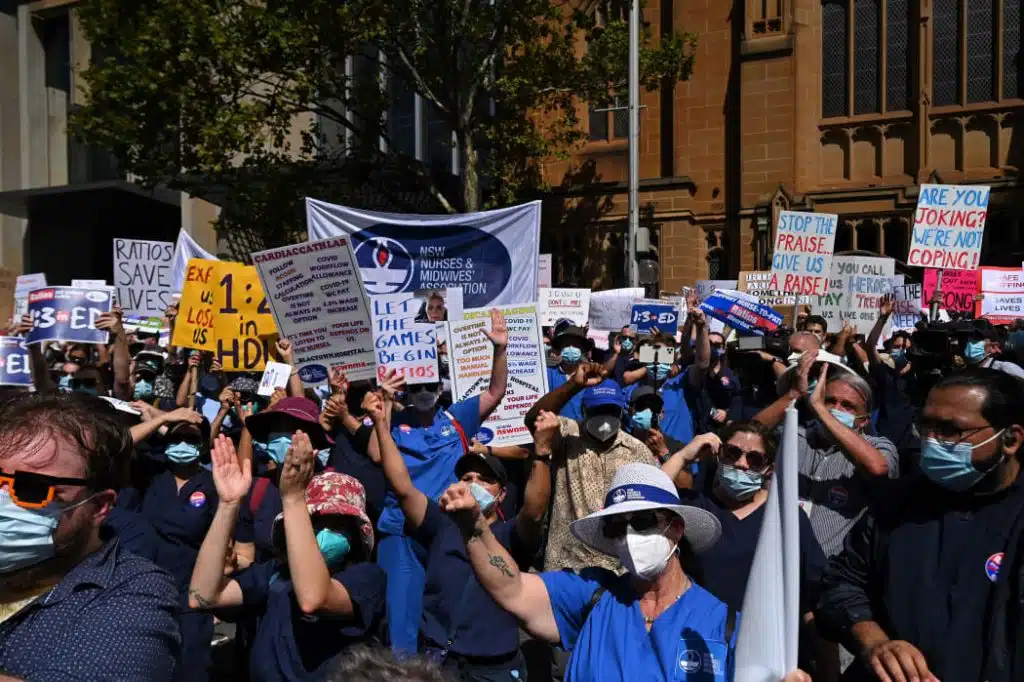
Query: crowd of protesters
[[0, 287, 1022, 682]]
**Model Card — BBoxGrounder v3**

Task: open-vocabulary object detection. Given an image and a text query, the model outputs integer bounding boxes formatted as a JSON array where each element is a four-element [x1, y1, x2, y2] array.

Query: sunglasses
[[719, 443, 770, 471], [407, 384, 437, 394], [0, 469, 92, 509], [601, 511, 669, 539]]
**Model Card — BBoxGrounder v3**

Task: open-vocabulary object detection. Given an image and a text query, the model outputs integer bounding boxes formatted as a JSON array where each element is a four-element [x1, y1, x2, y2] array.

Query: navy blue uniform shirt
[[234, 559, 386, 682], [103, 506, 160, 562], [236, 474, 284, 562], [414, 499, 534, 657], [327, 423, 386, 526], [0, 539, 182, 681]]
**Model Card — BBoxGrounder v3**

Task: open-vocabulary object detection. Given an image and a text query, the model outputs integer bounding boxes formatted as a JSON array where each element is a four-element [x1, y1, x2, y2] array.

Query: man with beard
[[0, 394, 181, 681], [376, 309, 509, 652]]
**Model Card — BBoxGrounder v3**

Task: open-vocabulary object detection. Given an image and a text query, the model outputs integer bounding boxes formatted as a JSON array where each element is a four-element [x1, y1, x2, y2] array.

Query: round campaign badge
[[828, 485, 849, 507], [189, 491, 207, 509], [475, 427, 495, 444], [985, 552, 1003, 583]]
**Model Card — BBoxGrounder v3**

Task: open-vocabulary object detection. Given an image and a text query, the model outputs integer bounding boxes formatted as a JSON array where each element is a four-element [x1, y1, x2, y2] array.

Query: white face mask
[[614, 528, 676, 581]]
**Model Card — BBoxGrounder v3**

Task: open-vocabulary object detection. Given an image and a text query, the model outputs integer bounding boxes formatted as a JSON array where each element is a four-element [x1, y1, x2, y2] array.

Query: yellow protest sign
[[172, 259, 278, 370], [172, 259, 218, 352]]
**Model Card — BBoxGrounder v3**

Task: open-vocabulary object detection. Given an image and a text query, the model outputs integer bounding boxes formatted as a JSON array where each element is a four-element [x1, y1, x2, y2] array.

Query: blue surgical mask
[[133, 379, 154, 401], [315, 528, 351, 567], [58, 375, 72, 392], [620, 338, 635, 353], [469, 482, 497, 514], [165, 441, 201, 465], [651, 363, 671, 381], [714, 464, 764, 502], [544, 343, 552, 355], [561, 346, 583, 364], [630, 408, 654, 432], [263, 432, 293, 464], [711, 347, 726, 359], [807, 379, 818, 394], [890, 349, 906, 361], [920, 430, 1005, 491], [830, 408, 858, 429], [0, 490, 93, 574], [965, 340, 987, 363]]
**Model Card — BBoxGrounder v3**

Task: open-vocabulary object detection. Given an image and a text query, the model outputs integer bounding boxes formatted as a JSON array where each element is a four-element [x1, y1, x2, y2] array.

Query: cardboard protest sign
[[371, 293, 439, 384], [892, 283, 923, 333], [699, 289, 783, 336], [25, 287, 112, 345], [630, 299, 681, 335], [976, 267, 1024, 322], [0, 337, 32, 386], [738, 271, 809, 307], [588, 288, 644, 330], [172, 259, 219, 353], [15, 273, 46, 318], [921, 268, 979, 312], [814, 256, 895, 335], [258, 361, 292, 396], [908, 184, 990, 270], [769, 211, 838, 296], [113, 238, 175, 317], [538, 254, 552, 289], [538, 288, 590, 327], [695, 280, 737, 301], [253, 237, 375, 384], [452, 305, 548, 446]]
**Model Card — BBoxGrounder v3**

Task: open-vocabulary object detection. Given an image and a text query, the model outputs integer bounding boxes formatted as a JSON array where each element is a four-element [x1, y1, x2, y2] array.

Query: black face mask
[[584, 414, 621, 443]]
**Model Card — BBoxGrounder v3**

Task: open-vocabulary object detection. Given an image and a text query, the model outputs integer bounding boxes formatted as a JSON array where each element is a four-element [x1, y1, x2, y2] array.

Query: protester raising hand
[[378, 369, 405, 409], [269, 387, 287, 409], [878, 293, 895, 317], [218, 387, 236, 409], [533, 410, 560, 453], [329, 368, 349, 397], [361, 391, 386, 425], [482, 308, 509, 347], [211, 434, 252, 505], [571, 362, 606, 388], [279, 431, 315, 502], [794, 348, 819, 397], [275, 338, 295, 364]]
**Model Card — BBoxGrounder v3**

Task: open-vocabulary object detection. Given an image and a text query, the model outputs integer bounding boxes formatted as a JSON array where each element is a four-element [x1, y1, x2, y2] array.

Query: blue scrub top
[[377, 396, 482, 537], [541, 568, 738, 682], [546, 368, 584, 421], [235, 560, 386, 682], [623, 370, 697, 445], [137, 469, 219, 588]]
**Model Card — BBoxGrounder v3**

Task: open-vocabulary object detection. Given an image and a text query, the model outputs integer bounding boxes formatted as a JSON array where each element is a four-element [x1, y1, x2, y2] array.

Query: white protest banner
[[257, 361, 293, 396], [588, 288, 644, 330], [892, 283, 923, 333], [695, 280, 737, 301], [538, 288, 590, 327], [253, 237, 376, 384], [171, 229, 218, 292], [977, 266, 1024, 323], [370, 293, 439, 384], [769, 211, 838, 297], [814, 256, 895, 335], [306, 198, 541, 307], [452, 304, 548, 446], [0, 337, 32, 387], [538, 254, 552, 289], [113, 238, 175, 318], [908, 184, 990, 270]]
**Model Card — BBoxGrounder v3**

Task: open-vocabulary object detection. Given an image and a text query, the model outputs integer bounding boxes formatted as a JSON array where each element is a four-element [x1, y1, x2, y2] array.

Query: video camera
[[909, 318, 994, 372]]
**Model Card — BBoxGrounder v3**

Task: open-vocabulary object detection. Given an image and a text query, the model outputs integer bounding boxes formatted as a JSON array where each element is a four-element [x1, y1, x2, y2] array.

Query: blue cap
[[582, 380, 626, 411]]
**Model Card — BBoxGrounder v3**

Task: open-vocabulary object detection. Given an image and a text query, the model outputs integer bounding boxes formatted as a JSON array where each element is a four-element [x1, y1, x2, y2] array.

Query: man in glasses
[[816, 368, 1024, 682], [0, 393, 181, 681]]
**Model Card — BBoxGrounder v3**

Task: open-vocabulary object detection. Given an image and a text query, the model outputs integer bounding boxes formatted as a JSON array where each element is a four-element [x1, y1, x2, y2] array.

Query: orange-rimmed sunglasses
[[0, 469, 91, 509]]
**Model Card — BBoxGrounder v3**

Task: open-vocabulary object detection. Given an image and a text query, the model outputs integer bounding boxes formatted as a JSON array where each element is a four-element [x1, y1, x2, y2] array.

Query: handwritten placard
[[977, 267, 1024, 322], [113, 238, 175, 317], [814, 256, 895, 335], [588, 288, 644, 330], [892, 283, 923, 333], [371, 293, 439, 384], [538, 288, 590, 327], [769, 211, 838, 297], [908, 183, 990, 270], [738, 271, 811, 306], [921, 269, 980, 313]]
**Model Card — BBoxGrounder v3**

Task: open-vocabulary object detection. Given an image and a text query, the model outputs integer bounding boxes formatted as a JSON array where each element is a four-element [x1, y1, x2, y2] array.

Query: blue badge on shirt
[[440, 425, 455, 437], [985, 552, 1003, 582], [674, 637, 728, 681], [188, 491, 207, 508]]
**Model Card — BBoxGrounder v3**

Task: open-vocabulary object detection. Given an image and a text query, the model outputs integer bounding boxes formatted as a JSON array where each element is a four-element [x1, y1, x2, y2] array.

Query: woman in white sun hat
[[439, 462, 811, 682]]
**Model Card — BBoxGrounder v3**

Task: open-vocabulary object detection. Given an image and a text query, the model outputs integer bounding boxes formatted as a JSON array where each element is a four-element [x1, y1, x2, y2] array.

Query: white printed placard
[[258, 361, 293, 396], [451, 304, 548, 446], [113, 238, 176, 318], [538, 288, 590, 327], [252, 237, 376, 385], [769, 211, 838, 297], [588, 288, 644, 331], [695, 280, 738, 301], [370, 293, 439, 384], [538, 254, 552, 289], [813, 256, 895, 335], [908, 183, 990, 270]]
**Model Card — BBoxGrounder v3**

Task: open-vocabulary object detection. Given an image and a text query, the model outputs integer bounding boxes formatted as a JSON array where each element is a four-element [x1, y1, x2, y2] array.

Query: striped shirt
[[796, 425, 899, 557]]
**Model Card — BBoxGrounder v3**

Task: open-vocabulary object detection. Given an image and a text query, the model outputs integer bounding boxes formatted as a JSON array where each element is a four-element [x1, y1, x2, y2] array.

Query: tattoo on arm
[[488, 554, 515, 578], [188, 589, 214, 610], [467, 527, 484, 544]]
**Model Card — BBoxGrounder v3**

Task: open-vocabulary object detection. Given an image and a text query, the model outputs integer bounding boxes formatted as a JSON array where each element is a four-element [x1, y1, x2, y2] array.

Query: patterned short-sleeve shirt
[[543, 417, 658, 573]]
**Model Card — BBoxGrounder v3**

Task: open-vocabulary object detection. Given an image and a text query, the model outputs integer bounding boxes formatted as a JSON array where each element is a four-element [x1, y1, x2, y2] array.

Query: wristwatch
[[533, 449, 552, 461]]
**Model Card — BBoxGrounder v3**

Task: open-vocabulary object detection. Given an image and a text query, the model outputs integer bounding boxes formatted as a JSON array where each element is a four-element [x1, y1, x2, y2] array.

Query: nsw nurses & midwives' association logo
[[354, 237, 414, 295]]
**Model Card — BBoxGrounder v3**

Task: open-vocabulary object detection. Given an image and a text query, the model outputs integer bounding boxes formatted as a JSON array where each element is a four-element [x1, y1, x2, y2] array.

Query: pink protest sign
[[921, 269, 980, 312]]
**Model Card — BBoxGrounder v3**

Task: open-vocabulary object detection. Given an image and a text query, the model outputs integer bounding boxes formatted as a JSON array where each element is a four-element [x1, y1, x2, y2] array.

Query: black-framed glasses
[[601, 511, 668, 539], [719, 443, 770, 471], [916, 417, 992, 444], [0, 469, 92, 509]]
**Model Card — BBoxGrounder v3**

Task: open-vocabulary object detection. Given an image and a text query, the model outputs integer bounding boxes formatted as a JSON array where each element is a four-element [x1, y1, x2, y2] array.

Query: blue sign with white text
[[699, 290, 783, 336], [630, 303, 680, 335], [0, 337, 32, 386], [26, 287, 112, 346]]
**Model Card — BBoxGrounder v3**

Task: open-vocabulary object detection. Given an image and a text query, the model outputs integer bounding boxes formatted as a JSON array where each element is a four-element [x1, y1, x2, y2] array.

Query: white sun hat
[[569, 463, 722, 556], [776, 349, 855, 395]]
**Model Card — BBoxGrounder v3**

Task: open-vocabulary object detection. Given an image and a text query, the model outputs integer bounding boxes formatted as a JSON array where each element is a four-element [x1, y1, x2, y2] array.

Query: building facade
[[0, 0, 218, 281], [541, 0, 1024, 292]]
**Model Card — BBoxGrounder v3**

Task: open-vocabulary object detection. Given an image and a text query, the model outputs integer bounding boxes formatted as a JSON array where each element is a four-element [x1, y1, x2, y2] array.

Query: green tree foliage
[[73, 0, 696, 251]]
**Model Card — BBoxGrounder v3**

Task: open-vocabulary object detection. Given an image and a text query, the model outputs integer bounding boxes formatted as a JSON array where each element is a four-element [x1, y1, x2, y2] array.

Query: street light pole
[[626, 0, 640, 288]]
